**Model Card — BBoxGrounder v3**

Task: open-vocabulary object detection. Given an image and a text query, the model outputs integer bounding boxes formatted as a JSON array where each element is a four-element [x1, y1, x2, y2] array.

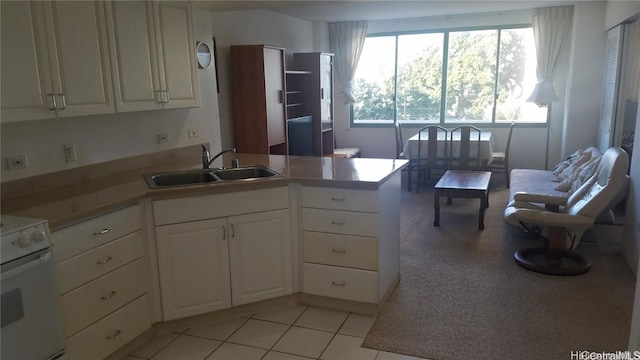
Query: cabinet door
[[0, 1, 55, 122], [154, 1, 199, 109], [320, 54, 333, 126], [155, 219, 231, 321], [44, 1, 115, 117], [264, 47, 286, 147], [229, 209, 292, 305], [107, 1, 162, 112]]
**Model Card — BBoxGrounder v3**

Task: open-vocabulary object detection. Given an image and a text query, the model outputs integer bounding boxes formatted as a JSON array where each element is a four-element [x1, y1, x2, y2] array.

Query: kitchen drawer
[[303, 263, 378, 303], [52, 205, 141, 262], [60, 258, 148, 337], [153, 187, 289, 225], [56, 230, 144, 294], [303, 231, 378, 270], [302, 186, 378, 213], [302, 208, 379, 237], [66, 294, 150, 360]]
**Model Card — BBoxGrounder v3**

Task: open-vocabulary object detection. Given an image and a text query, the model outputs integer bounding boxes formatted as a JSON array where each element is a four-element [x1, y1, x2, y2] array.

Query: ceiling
[[192, 0, 578, 22]]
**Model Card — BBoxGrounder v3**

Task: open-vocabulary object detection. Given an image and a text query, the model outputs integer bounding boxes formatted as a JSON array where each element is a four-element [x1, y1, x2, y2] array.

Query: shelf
[[286, 91, 303, 95], [285, 70, 312, 75], [286, 103, 305, 107]]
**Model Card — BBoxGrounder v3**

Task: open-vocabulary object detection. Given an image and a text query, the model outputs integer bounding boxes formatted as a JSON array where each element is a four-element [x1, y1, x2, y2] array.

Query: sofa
[[508, 146, 627, 220]]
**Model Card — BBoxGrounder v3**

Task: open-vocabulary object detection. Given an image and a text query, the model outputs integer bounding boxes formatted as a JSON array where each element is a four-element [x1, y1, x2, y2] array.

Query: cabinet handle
[[93, 228, 110, 236], [278, 90, 284, 104], [321, 88, 324, 99], [331, 281, 346, 287], [106, 330, 122, 340], [230, 224, 235, 238], [330, 197, 345, 201], [101, 291, 117, 300], [332, 248, 346, 254], [57, 94, 66, 110], [222, 225, 226, 240], [96, 256, 114, 265], [331, 220, 345, 225], [48, 94, 57, 110], [156, 90, 163, 104]]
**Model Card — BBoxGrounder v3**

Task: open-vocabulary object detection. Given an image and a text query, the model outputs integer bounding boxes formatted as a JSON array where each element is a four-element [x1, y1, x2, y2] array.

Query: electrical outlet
[[157, 132, 169, 144], [7, 154, 28, 170], [188, 129, 198, 138], [64, 143, 77, 162]]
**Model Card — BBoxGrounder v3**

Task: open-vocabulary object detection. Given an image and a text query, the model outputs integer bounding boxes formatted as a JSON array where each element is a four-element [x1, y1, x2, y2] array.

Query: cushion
[[569, 155, 602, 194], [554, 155, 601, 193], [554, 151, 591, 182], [553, 149, 583, 176]]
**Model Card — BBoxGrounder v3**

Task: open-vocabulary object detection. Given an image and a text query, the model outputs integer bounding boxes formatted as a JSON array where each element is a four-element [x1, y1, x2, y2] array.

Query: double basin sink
[[144, 165, 281, 189]]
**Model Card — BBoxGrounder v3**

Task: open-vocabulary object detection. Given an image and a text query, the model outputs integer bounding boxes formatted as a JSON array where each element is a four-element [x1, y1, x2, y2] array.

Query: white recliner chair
[[504, 147, 630, 275]]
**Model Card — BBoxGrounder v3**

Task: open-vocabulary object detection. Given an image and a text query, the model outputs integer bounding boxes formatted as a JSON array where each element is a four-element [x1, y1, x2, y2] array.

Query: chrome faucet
[[202, 145, 236, 169]]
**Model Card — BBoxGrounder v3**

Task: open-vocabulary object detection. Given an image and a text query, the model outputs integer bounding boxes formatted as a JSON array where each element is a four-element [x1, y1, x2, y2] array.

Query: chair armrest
[[509, 208, 594, 229], [513, 192, 568, 207]]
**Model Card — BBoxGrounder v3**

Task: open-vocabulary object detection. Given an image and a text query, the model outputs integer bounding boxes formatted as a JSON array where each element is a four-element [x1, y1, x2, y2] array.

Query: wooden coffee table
[[434, 170, 492, 230]]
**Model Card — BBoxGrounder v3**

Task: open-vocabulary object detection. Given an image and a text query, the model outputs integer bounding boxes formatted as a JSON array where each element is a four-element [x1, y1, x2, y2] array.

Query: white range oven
[[1, 215, 66, 359]]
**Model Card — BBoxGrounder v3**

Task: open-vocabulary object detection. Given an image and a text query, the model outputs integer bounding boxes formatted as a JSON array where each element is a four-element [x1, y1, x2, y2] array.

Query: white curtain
[[527, 6, 574, 106], [626, 20, 640, 101], [328, 21, 368, 104]]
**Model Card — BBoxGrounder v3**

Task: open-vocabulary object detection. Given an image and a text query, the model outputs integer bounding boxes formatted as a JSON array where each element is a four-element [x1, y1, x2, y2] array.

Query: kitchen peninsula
[[1, 144, 407, 360]]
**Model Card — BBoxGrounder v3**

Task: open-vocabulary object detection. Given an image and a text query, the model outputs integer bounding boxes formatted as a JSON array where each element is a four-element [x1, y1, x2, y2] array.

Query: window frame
[[350, 24, 548, 129]]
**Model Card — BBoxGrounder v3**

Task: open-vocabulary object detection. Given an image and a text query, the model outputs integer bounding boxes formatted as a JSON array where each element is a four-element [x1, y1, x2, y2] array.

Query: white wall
[[210, 10, 314, 149], [605, 1, 640, 30], [561, 2, 607, 160], [0, 9, 222, 182]]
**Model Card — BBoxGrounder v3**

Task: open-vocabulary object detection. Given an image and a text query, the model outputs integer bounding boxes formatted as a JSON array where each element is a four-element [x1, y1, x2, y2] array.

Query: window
[[352, 26, 547, 126]]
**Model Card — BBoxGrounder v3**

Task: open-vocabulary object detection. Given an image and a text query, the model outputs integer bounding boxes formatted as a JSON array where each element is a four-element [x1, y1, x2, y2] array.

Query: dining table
[[403, 129, 494, 166]]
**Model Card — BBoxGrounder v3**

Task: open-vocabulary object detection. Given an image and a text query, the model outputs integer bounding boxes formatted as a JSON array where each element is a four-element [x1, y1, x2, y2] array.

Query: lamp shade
[[526, 80, 559, 106]]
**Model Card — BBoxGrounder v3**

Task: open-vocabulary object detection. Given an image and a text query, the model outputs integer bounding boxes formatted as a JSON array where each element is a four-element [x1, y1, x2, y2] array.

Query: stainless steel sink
[[144, 165, 281, 188], [213, 165, 280, 181], [145, 170, 218, 188]]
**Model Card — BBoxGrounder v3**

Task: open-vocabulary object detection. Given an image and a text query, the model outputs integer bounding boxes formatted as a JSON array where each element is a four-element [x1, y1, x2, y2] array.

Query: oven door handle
[[1, 251, 52, 281]]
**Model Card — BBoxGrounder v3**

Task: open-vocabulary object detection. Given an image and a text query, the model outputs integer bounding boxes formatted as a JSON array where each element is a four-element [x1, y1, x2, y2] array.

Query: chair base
[[514, 247, 591, 275]]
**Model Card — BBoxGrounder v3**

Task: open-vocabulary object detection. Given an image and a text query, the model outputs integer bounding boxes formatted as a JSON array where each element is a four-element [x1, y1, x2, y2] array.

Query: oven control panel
[[1, 216, 50, 265]]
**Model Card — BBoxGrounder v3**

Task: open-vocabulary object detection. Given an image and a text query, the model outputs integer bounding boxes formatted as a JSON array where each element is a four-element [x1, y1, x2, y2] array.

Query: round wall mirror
[[196, 41, 212, 69]]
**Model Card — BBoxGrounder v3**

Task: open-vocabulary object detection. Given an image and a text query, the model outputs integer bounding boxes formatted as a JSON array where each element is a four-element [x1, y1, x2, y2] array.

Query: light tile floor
[[128, 305, 429, 360]]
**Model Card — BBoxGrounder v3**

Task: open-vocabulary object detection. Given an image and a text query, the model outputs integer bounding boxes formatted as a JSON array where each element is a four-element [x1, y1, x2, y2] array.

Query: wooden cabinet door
[[107, 1, 162, 112], [228, 209, 292, 305], [44, 1, 115, 117], [155, 218, 231, 321], [0, 1, 55, 122], [263, 47, 286, 147], [154, 1, 199, 109]]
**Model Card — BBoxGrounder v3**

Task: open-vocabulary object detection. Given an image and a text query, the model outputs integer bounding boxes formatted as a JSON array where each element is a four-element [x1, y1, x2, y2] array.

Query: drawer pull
[[106, 330, 122, 340], [331, 281, 346, 287], [332, 248, 346, 254], [101, 291, 117, 300], [96, 256, 114, 265], [93, 228, 110, 235], [331, 220, 345, 225], [331, 197, 345, 201]]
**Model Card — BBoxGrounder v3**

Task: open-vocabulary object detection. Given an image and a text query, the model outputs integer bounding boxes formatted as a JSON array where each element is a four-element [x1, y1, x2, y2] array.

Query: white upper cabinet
[[107, 0, 199, 112], [1, 1, 115, 122]]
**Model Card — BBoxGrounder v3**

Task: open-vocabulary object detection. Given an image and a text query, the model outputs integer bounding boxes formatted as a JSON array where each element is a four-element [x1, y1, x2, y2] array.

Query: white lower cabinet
[[51, 205, 151, 360], [152, 187, 292, 321], [301, 181, 401, 305], [155, 218, 231, 320]]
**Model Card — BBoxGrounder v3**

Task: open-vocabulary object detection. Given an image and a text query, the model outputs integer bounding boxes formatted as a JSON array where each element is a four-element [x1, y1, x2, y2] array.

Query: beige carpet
[[362, 177, 636, 360]]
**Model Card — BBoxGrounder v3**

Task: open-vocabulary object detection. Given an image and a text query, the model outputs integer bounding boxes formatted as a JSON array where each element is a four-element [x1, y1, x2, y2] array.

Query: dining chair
[[449, 125, 482, 170], [415, 125, 448, 193], [488, 122, 514, 187], [394, 121, 405, 159]]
